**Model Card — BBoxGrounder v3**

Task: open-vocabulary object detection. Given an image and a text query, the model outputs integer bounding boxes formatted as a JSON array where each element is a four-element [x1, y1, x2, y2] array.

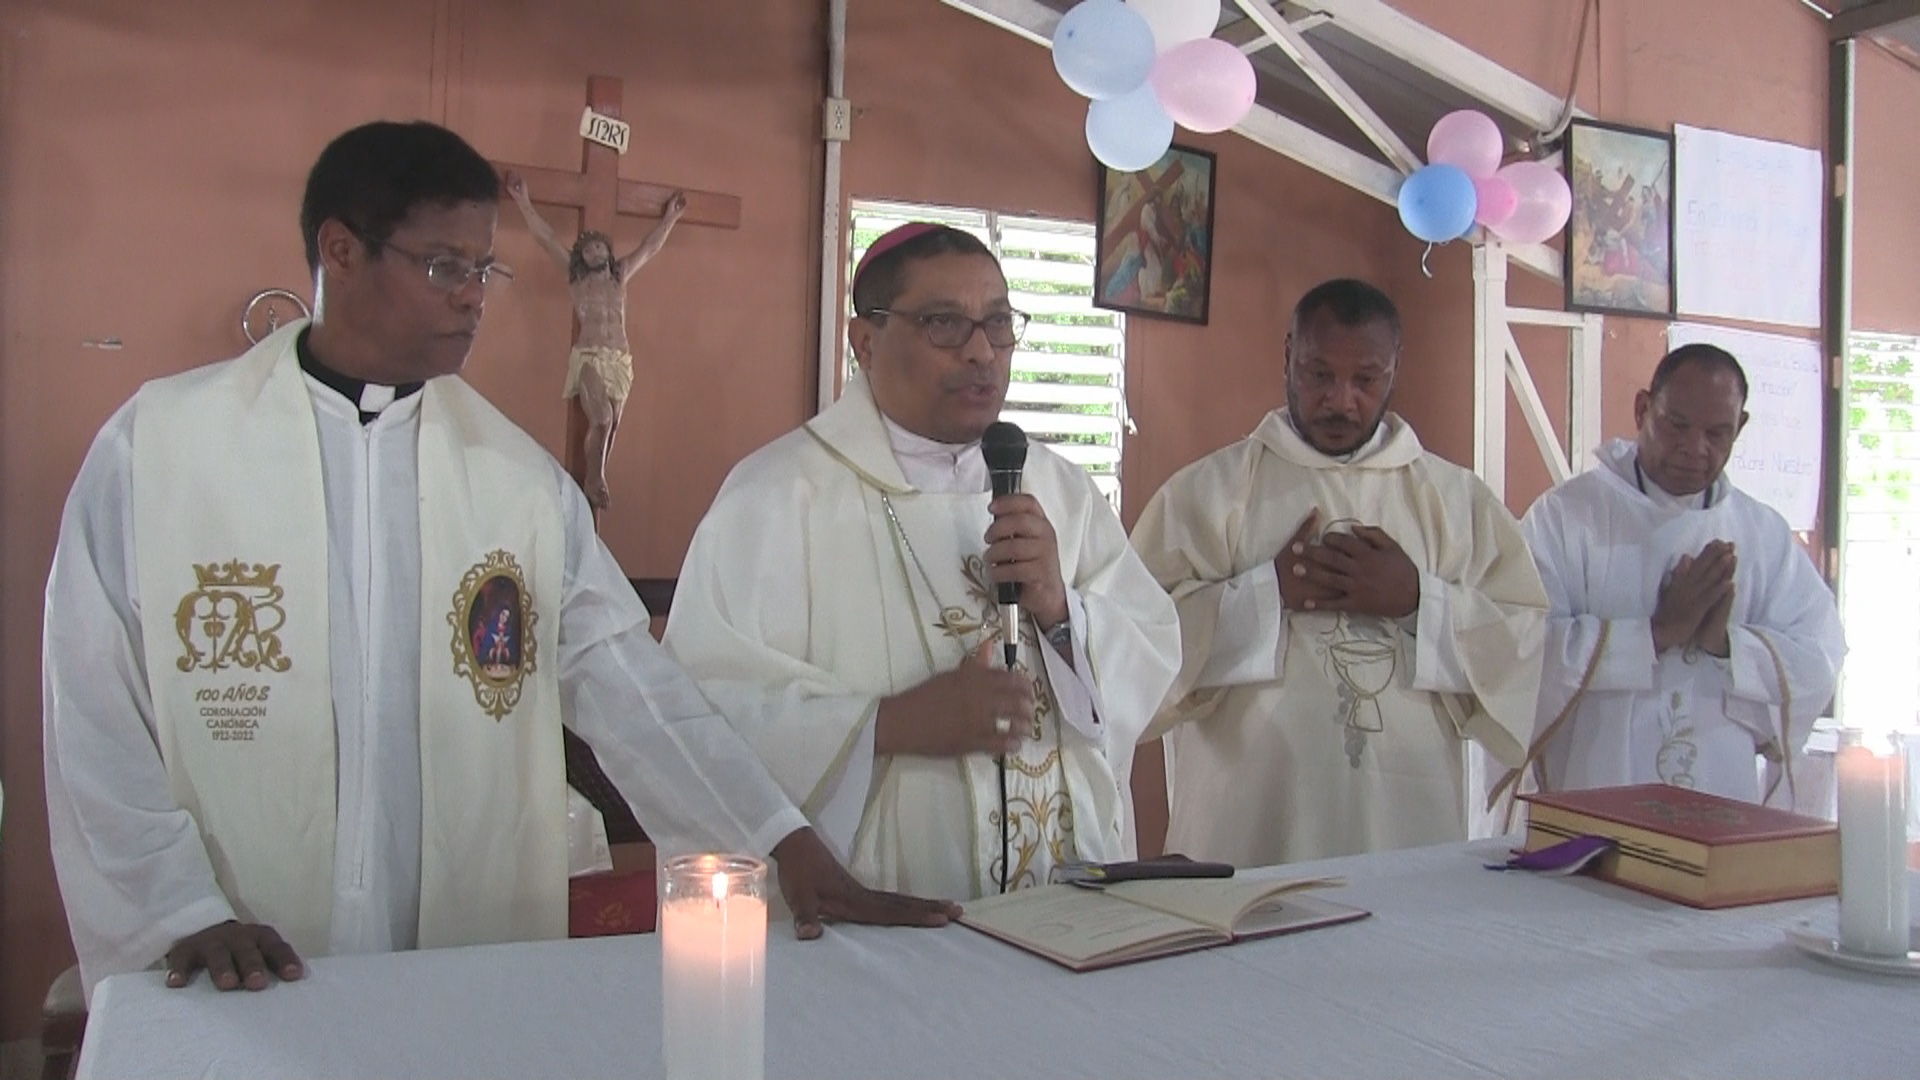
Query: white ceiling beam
[[939, 0, 1562, 284], [1504, 328, 1574, 482], [1507, 305, 1588, 329], [1294, 0, 1578, 133], [1830, 0, 1920, 40], [1232, 0, 1423, 174], [1232, 108, 1404, 203], [1500, 240, 1560, 284], [935, 0, 1057, 46], [1234, 112, 1559, 284], [1221, 11, 1330, 54]]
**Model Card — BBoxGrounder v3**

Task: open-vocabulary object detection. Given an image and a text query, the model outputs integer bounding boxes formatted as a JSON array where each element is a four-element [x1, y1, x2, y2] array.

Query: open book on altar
[[958, 875, 1369, 972]]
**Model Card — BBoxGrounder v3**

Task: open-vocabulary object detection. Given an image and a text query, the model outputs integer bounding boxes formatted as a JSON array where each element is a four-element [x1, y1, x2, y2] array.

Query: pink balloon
[[1472, 174, 1517, 228], [1149, 37, 1256, 134], [1491, 161, 1571, 245], [1427, 110, 1504, 179]]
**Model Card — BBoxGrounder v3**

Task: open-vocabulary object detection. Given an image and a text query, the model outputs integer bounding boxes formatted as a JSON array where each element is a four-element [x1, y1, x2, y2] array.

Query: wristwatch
[[1044, 619, 1073, 651]]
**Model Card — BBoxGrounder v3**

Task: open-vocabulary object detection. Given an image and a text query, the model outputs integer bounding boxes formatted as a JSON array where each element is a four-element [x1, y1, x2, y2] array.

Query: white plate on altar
[[1786, 924, 1920, 976]]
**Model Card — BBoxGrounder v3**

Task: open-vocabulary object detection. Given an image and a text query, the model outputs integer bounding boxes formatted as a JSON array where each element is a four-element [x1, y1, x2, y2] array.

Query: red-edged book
[[567, 869, 658, 937], [1519, 784, 1838, 909]]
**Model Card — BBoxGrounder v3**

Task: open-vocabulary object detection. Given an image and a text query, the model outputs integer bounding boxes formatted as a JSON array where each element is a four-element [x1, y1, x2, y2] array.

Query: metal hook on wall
[[241, 288, 313, 345]]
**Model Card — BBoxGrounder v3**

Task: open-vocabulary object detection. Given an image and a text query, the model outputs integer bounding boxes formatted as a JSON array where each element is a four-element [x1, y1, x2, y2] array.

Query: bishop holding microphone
[[666, 222, 1180, 900]]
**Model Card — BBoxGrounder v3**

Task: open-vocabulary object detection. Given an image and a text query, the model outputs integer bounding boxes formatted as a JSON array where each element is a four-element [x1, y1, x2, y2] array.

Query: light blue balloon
[[1053, 0, 1157, 101], [1396, 164, 1478, 243], [1086, 84, 1174, 173]]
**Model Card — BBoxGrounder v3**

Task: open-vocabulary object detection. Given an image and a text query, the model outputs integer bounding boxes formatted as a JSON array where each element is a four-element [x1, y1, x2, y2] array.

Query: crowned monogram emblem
[[173, 561, 294, 674], [448, 550, 539, 720]]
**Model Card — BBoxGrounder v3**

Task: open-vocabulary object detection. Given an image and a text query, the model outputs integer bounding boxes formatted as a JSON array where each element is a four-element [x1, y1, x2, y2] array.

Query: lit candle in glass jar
[[661, 854, 768, 1080], [1836, 729, 1911, 957]]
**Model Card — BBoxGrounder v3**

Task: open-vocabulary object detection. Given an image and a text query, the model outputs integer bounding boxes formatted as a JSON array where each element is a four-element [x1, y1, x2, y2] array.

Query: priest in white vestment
[[1130, 279, 1549, 867], [1521, 343, 1845, 804], [43, 121, 953, 1000], [665, 224, 1181, 899]]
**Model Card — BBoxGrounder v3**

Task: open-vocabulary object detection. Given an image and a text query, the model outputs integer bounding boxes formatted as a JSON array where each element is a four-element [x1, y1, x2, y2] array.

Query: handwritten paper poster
[[1666, 322, 1823, 530], [1674, 125, 1823, 329]]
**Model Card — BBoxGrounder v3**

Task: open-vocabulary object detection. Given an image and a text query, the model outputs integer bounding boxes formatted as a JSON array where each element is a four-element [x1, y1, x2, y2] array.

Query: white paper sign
[[1666, 322, 1824, 530], [579, 108, 630, 154], [1674, 125, 1823, 329]]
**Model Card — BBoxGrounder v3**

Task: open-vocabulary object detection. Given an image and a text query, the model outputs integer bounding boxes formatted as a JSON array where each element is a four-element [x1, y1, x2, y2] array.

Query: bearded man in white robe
[[665, 223, 1181, 899], [1521, 344, 1845, 804], [43, 121, 953, 1001], [1130, 279, 1549, 867]]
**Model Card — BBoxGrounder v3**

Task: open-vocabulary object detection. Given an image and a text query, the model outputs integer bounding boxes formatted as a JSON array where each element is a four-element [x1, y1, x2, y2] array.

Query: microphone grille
[[982, 421, 1027, 471]]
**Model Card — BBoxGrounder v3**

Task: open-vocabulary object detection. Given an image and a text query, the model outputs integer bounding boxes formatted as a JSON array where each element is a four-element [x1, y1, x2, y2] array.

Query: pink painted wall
[[3, 0, 1917, 1037], [1853, 40, 1920, 334]]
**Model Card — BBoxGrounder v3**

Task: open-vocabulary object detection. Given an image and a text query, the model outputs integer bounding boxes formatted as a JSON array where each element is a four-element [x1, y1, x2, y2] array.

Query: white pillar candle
[[661, 854, 768, 1080], [1836, 730, 1911, 957]]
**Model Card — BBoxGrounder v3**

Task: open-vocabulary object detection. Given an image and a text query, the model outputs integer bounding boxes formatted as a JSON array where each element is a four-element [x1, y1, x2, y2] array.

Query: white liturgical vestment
[[44, 323, 804, 998], [1520, 438, 1846, 803], [664, 375, 1180, 899], [1131, 409, 1549, 867]]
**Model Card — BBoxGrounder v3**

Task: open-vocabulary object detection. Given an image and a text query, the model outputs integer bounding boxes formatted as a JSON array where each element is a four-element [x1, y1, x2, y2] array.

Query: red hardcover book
[[567, 869, 658, 937], [1520, 784, 1838, 909]]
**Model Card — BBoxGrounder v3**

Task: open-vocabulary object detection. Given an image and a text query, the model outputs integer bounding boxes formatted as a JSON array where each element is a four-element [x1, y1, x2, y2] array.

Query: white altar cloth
[[78, 840, 1918, 1079]]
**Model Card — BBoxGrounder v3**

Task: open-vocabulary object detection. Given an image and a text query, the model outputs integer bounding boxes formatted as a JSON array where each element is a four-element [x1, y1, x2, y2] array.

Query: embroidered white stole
[[131, 321, 566, 956], [851, 487, 1104, 897]]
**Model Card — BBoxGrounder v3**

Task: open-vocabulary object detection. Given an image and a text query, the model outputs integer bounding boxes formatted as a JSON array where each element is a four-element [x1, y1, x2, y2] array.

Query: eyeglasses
[[354, 228, 514, 293], [867, 308, 1030, 349], [388, 241, 513, 293]]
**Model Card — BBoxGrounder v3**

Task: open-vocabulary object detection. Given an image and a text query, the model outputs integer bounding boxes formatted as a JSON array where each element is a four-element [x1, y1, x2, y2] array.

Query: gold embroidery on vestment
[[173, 561, 294, 674], [447, 550, 540, 720]]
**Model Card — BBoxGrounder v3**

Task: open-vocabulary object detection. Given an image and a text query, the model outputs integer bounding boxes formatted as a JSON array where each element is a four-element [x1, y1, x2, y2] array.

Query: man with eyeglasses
[[1130, 278, 1549, 868], [504, 171, 687, 510], [44, 121, 955, 1002], [1520, 343, 1843, 804], [664, 223, 1179, 899]]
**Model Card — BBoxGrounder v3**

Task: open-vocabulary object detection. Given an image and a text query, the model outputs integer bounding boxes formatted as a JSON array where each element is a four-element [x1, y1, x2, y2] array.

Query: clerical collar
[[296, 328, 424, 425], [1631, 452, 1715, 510], [1283, 409, 1389, 464], [879, 413, 987, 495]]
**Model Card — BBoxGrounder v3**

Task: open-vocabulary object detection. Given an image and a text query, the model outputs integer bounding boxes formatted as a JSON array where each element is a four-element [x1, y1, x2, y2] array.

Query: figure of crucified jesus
[[505, 171, 688, 508]]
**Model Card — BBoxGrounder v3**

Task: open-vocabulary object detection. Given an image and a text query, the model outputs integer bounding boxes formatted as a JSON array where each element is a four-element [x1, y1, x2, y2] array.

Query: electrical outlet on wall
[[823, 97, 852, 141]]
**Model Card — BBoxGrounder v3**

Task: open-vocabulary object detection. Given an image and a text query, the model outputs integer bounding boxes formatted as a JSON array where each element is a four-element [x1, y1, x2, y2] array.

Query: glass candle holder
[[1836, 728, 1911, 957], [661, 854, 768, 1080]]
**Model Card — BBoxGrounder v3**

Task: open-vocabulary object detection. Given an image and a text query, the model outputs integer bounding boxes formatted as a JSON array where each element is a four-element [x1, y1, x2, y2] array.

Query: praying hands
[[1273, 508, 1421, 619], [1651, 540, 1737, 657]]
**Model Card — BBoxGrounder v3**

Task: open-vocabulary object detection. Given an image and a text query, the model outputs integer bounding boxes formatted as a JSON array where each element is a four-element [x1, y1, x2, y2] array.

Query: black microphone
[[981, 420, 1026, 895], [981, 421, 1028, 672]]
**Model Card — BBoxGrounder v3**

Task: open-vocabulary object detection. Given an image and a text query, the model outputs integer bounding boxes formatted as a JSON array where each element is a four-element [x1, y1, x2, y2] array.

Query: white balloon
[[1125, 0, 1220, 53], [1052, 0, 1158, 101], [1086, 86, 1175, 172]]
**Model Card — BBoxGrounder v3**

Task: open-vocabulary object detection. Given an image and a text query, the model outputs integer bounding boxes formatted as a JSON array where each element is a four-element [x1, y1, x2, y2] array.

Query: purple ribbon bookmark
[[1485, 835, 1617, 877]]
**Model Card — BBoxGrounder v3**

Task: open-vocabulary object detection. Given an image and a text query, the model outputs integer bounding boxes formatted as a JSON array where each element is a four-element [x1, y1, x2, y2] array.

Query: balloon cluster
[[1398, 110, 1572, 246], [1051, 0, 1253, 172]]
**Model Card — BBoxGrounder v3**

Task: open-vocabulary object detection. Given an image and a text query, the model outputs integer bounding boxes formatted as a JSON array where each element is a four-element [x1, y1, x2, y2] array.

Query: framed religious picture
[[1094, 145, 1217, 324], [1564, 118, 1675, 318]]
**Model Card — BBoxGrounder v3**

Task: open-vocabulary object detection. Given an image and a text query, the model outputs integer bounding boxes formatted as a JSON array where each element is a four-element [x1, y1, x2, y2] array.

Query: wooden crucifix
[[490, 74, 741, 522]]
